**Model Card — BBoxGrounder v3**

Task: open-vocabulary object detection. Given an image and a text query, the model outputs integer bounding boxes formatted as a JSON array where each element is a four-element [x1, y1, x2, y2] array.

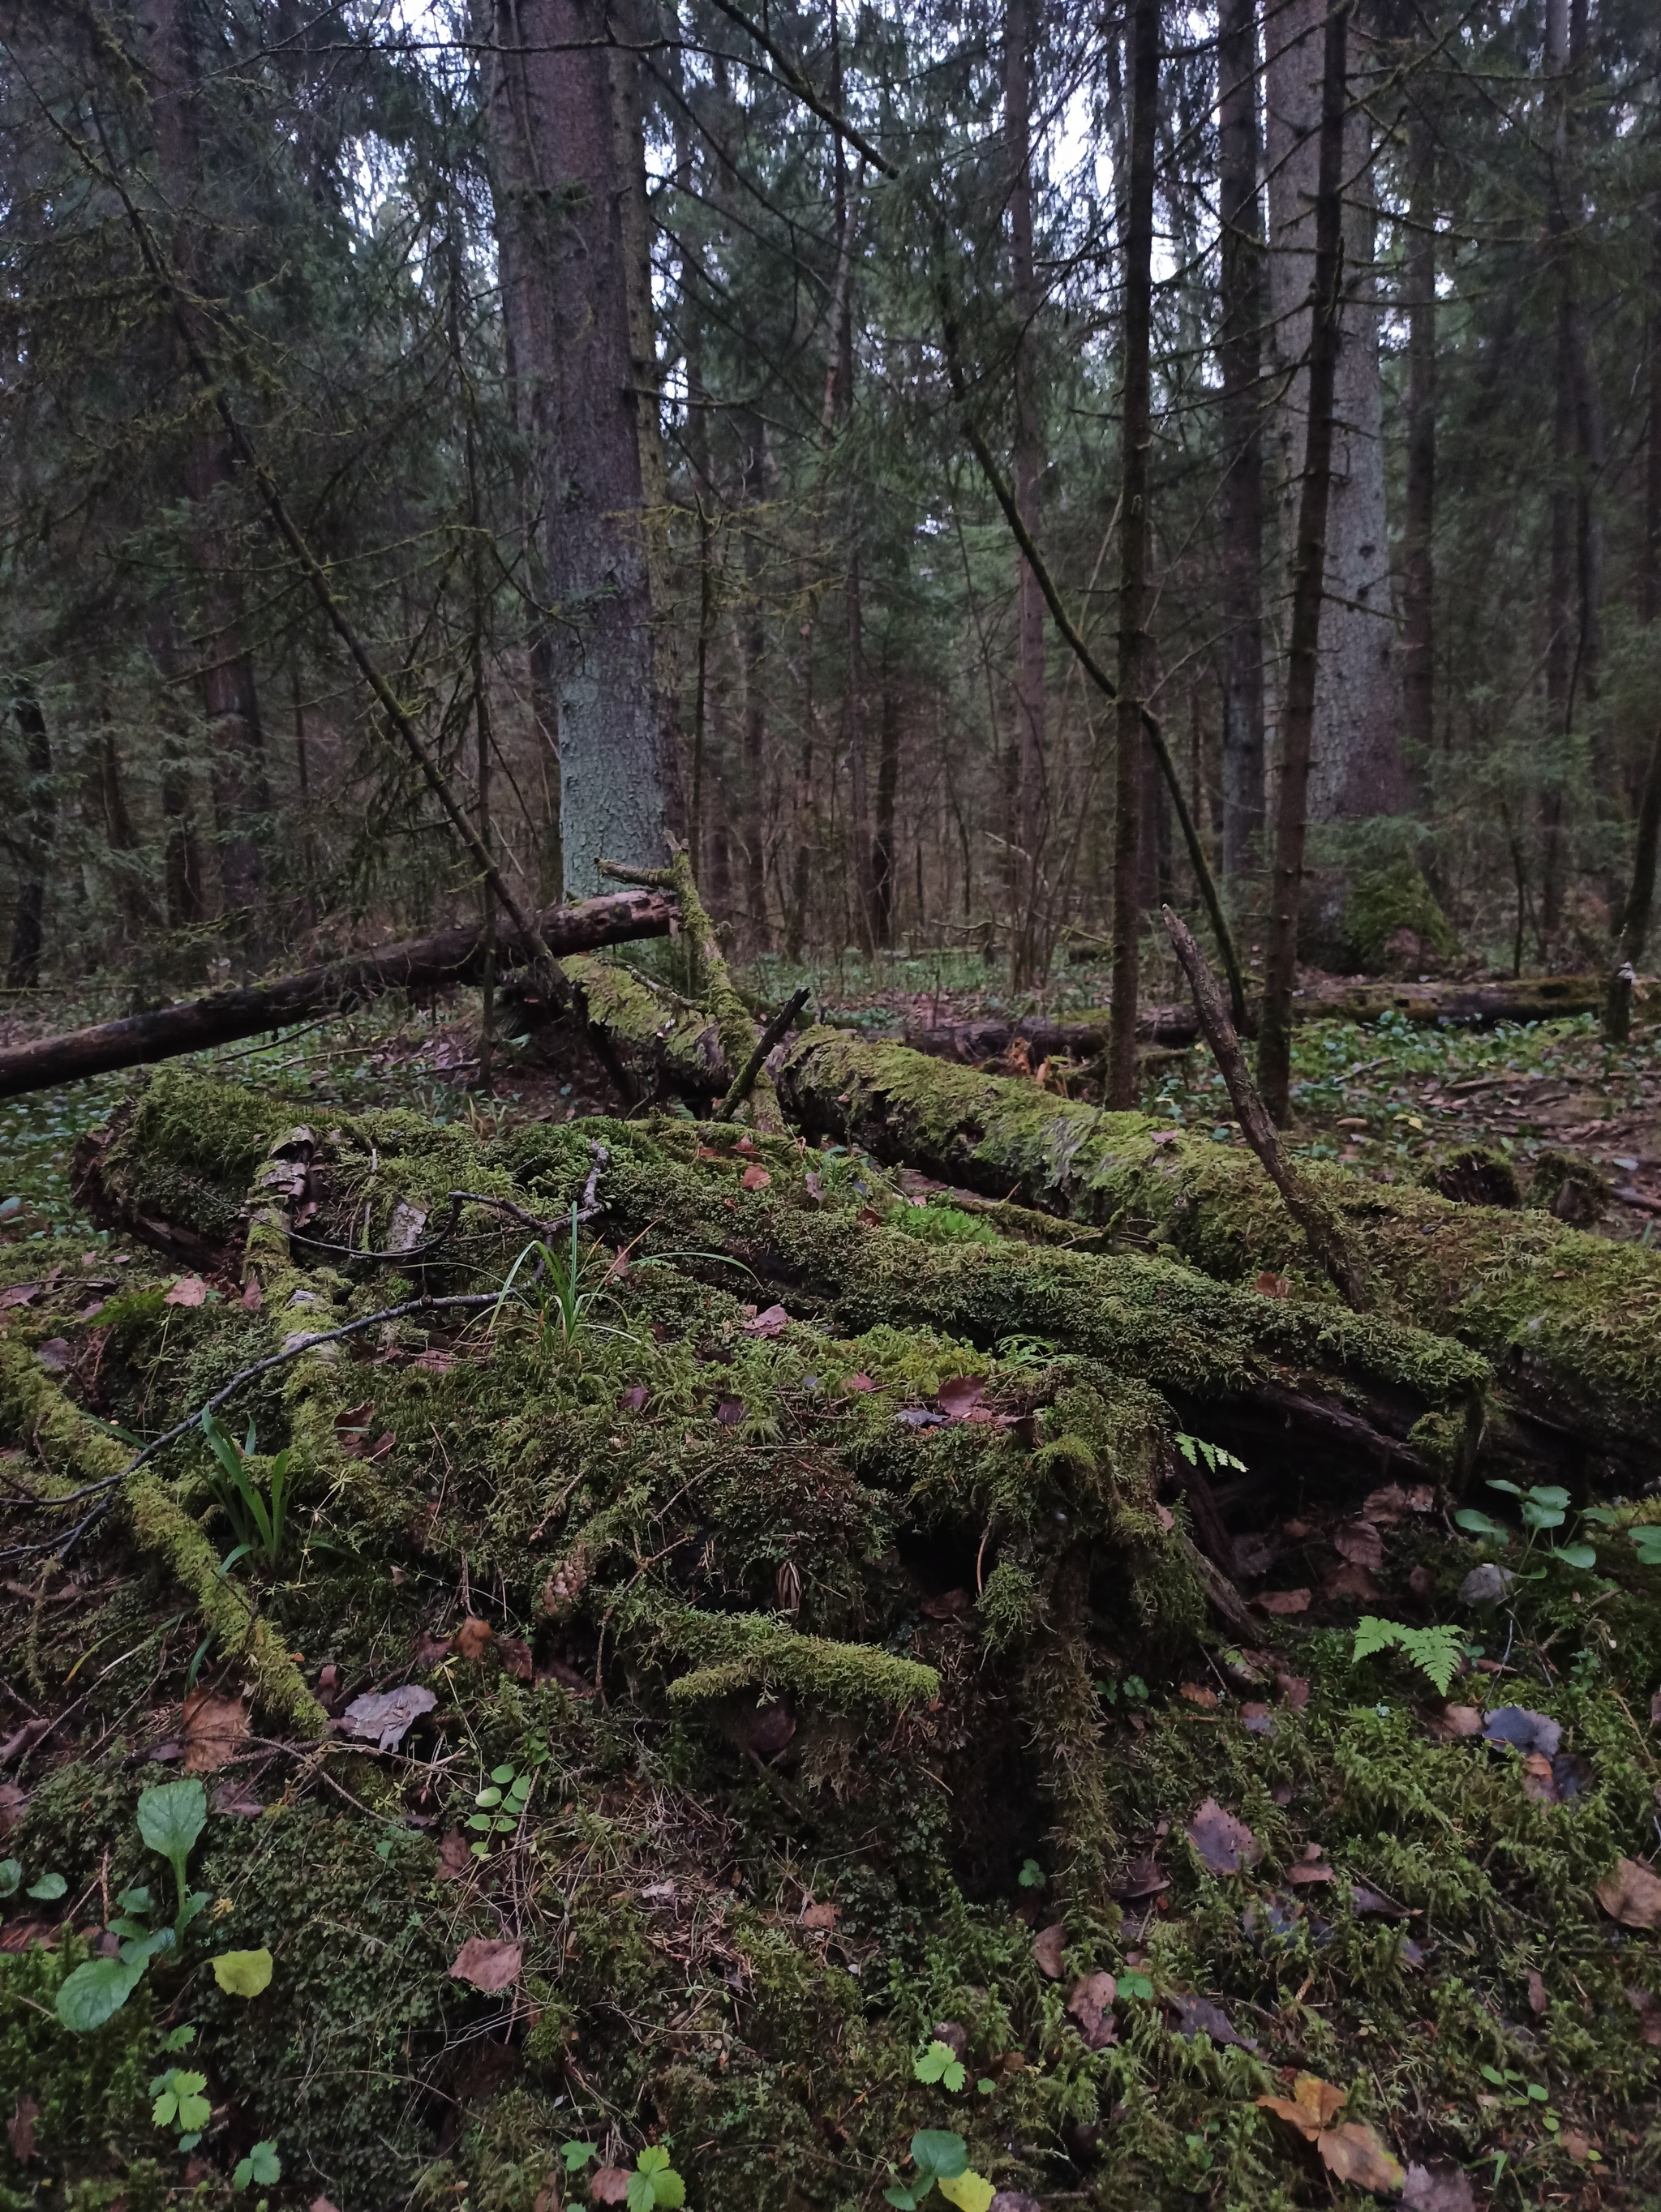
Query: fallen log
[[775, 1027, 1661, 1485], [901, 971, 1610, 1062], [0, 890, 674, 1101]]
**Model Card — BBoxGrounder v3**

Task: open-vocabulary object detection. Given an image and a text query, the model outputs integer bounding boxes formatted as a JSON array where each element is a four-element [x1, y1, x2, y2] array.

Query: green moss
[[653, 1608, 939, 1708], [1343, 858, 1457, 973]]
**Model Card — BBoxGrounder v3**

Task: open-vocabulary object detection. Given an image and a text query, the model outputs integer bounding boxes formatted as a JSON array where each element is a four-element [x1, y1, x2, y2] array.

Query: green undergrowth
[[2, 1070, 1660, 2206]]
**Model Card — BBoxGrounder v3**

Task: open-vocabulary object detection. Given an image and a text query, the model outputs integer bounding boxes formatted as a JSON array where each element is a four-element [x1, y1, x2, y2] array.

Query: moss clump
[[653, 1609, 940, 1708], [1342, 858, 1457, 974]]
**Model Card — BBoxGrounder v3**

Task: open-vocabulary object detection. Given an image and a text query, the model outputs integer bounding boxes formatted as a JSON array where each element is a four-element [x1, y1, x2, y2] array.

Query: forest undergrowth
[[2, 961, 1661, 2212]]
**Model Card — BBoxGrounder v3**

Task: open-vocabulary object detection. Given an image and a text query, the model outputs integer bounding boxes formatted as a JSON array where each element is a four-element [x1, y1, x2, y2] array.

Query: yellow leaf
[[212, 1948, 273, 1997], [937, 2171, 994, 2212], [1317, 2120, 1406, 2195], [1256, 2073, 1346, 2142]]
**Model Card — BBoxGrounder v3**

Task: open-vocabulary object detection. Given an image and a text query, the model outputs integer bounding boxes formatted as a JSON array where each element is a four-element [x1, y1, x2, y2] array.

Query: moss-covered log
[[775, 1028, 1661, 1482]]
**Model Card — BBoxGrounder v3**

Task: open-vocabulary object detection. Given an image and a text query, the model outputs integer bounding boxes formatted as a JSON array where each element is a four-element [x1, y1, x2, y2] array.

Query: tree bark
[[1264, 0, 1404, 826], [0, 890, 674, 1101], [5, 685, 51, 988], [1217, 0, 1265, 881], [873, 686, 900, 948], [1108, 0, 1158, 1108], [1005, 0, 1048, 984], [1401, 104, 1436, 776], [1258, 0, 1349, 1125], [483, 0, 674, 894]]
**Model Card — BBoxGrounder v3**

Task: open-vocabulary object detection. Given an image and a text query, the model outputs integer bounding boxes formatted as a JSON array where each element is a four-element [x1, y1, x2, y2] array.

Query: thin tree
[[1006, 0, 1047, 982], [1217, 0, 1264, 883], [1401, 100, 1436, 776], [1257, 0, 1350, 1125], [1107, 0, 1159, 1106]]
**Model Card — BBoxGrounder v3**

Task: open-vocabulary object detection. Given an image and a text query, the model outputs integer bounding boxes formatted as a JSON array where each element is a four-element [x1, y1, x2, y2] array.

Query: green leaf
[[650, 2169, 685, 2209], [1630, 1527, 1661, 1565], [976, 2077, 996, 2095], [938, 2174, 994, 2212], [914, 2039, 956, 2084], [212, 1947, 273, 1997], [152, 2089, 178, 2127], [491, 1764, 516, 1785], [137, 1778, 206, 1874], [54, 1956, 144, 2033], [625, 2176, 656, 2212], [1394, 1623, 1466, 1696], [1454, 1509, 1508, 1540], [636, 2148, 671, 2176], [1526, 1486, 1571, 1511], [1521, 1498, 1565, 1531], [1552, 1544, 1598, 1570], [26, 1871, 67, 1901], [119, 1927, 176, 1967], [117, 1885, 152, 1914], [1118, 1970, 1154, 2000], [1351, 1616, 1404, 1666], [161, 2023, 196, 2052], [475, 1788, 503, 1809], [233, 2140, 281, 2190], [467, 1813, 493, 1832], [1016, 1857, 1045, 1889], [911, 2129, 968, 2182], [883, 2190, 922, 2210], [0, 1860, 19, 1899], [561, 2141, 598, 2175]]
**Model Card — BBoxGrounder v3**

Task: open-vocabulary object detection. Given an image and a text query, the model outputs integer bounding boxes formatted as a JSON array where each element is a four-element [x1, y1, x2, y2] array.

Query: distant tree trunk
[[739, 409, 770, 949], [140, 0, 268, 950], [483, 0, 674, 895], [146, 613, 205, 934], [1646, 183, 1661, 630], [1259, 0, 1350, 1125], [1401, 105, 1436, 778], [1265, 0, 1404, 828], [1540, 0, 1573, 942], [1107, 0, 1158, 1108], [5, 687, 51, 989], [873, 686, 900, 948], [1217, 0, 1265, 882], [1006, 0, 1047, 984]]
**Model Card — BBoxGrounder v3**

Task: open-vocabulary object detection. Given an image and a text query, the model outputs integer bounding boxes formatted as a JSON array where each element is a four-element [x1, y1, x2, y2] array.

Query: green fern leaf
[[1350, 1616, 1404, 1666]]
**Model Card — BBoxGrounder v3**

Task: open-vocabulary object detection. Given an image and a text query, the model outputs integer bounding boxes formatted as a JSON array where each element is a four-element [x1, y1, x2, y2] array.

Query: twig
[[1162, 906, 1371, 1312], [715, 988, 812, 1121]]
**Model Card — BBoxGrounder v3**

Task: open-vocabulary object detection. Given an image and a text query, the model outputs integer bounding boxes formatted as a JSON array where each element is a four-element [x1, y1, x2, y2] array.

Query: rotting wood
[[0, 890, 673, 1101]]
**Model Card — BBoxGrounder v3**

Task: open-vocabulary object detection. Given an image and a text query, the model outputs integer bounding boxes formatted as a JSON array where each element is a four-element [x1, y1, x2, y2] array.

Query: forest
[[2, 0, 1661, 2209]]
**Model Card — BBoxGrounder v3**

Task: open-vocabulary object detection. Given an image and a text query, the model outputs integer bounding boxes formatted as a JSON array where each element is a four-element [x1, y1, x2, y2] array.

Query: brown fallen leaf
[[165, 1274, 210, 1306], [35, 1339, 71, 1373], [1240, 1703, 1276, 1735], [309, 2197, 343, 2212], [1483, 1704, 1561, 1755], [1179, 1682, 1219, 1709], [498, 1635, 534, 1684], [1170, 1992, 1255, 2049], [937, 1375, 986, 1421], [921, 1588, 972, 1620], [1322, 1558, 1384, 1602], [413, 1630, 453, 1667], [182, 1689, 249, 1776], [800, 1900, 838, 1931], [743, 1303, 789, 1337], [989, 2197, 1043, 2212], [740, 1162, 771, 1190], [1401, 2158, 1475, 2212], [209, 1778, 264, 1817], [1253, 1271, 1289, 1297], [1109, 1852, 1169, 1899], [1362, 1482, 1436, 1523], [1526, 1969, 1549, 2015], [1320, 2120, 1406, 2195], [843, 1372, 878, 1392], [1285, 1842, 1334, 1885], [437, 1828, 474, 1880], [1520, 1751, 1559, 1802], [1067, 1970, 1118, 2049], [1273, 1670, 1311, 1709], [1560, 2130, 1594, 2163], [339, 1683, 437, 1751], [8, 2091, 38, 2163], [1350, 1883, 1410, 1920], [1256, 2072, 1345, 2139], [732, 1134, 757, 1155], [1334, 1520, 1385, 1573], [1255, 1588, 1311, 1616], [715, 1397, 745, 1425], [1032, 1923, 1068, 1979], [1597, 1856, 1661, 1927], [1187, 1797, 1261, 1876], [0, 1284, 40, 1309], [591, 2167, 632, 2205], [449, 1935, 523, 1992], [454, 1617, 494, 1661], [1441, 1704, 1485, 1738], [0, 1781, 25, 1837]]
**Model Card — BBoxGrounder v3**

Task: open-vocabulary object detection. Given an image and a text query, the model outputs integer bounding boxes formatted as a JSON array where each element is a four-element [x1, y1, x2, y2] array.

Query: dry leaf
[[743, 1303, 789, 1337], [1109, 1852, 1169, 1899], [498, 1635, 534, 1684], [1520, 1751, 1559, 1802], [1256, 2073, 1346, 2141], [1350, 1883, 1410, 1920], [1274, 1670, 1311, 1709], [1253, 1271, 1289, 1297], [0, 1284, 39, 1309], [937, 1375, 986, 1421], [800, 1900, 839, 1931], [1322, 1559, 1384, 1602], [1599, 1857, 1661, 1929], [209, 1778, 264, 1817], [1626, 1987, 1661, 2045], [1319, 2120, 1406, 2195], [1526, 1969, 1548, 2016], [1255, 1588, 1310, 1616], [1031, 1922, 1067, 1978], [1240, 1703, 1276, 1735], [1442, 1704, 1485, 1738], [0, 1781, 25, 1838], [437, 1828, 473, 1881], [1170, 1992, 1255, 2049], [454, 1617, 494, 1661], [340, 1683, 437, 1751], [1187, 1797, 1261, 1876], [843, 1372, 878, 1392], [1179, 1683, 1219, 1709], [1334, 1520, 1385, 1572], [1285, 1842, 1334, 1884], [1401, 2158, 1475, 2212], [310, 2197, 343, 2212], [449, 1935, 523, 1992], [8, 2092, 38, 2163], [164, 1274, 209, 1307], [36, 1338, 71, 1372], [715, 1397, 745, 1425], [182, 1689, 249, 1775], [1362, 1483, 1435, 1522], [740, 1162, 772, 1190], [1067, 1970, 1118, 2049], [1482, 1704, 1561, 1756], [1560, 2130, 1594, 2163], [590, 2171, 632, 2206], [989, 2197, 1042, 2212]]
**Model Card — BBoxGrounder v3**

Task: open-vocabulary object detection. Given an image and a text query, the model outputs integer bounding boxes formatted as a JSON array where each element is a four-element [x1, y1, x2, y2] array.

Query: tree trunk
[[740, 412, 770, 950], [1401, 105, 1436, 777], [873, 686, 900, 949], [1258, 0, 1349, 1125], [1006, 0, 1047, 985], [1107, 0, 1158, 1108], [5, 685, 51, 989], [1217, 0, 1265, 882], [0, 890, 674, 1102], [1264, 0, 1404, 828], [140, 0, 269, 950], [483, 0, 674, 895]]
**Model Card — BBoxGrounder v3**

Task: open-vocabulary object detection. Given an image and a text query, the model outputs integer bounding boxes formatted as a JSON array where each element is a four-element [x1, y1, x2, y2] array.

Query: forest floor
[[2, 950, 1660, 2212]]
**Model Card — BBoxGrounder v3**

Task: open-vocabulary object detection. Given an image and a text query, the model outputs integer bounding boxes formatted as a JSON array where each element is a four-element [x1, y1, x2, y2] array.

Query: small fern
[[1174, 1433, 1247, 1476], [1351, 1616, 1465, 1695]]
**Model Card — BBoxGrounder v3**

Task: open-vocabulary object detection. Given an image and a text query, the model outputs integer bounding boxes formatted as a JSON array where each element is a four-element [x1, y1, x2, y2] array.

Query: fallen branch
[[0, 890, 672, 1101], [1162, 905, 1371, 1312], [717, 986, 812, 1121]]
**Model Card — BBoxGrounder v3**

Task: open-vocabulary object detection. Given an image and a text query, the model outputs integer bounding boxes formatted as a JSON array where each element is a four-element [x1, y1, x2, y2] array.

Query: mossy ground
[[2, 1003, 1661, 2210]]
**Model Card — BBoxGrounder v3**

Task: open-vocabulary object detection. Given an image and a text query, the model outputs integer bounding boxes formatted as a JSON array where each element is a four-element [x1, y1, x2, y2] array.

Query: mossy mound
[[1341, 860, 1458, 976], [4, 1073, 1660, 2208]]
